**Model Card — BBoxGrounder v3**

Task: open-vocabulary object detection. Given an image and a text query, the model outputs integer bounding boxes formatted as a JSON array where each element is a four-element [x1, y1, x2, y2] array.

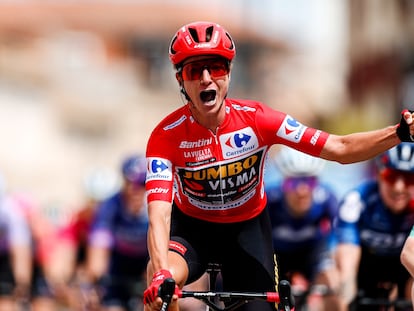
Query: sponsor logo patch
[[220, 127, 258, 159], [169, 241, 187, 255], [146, 158, 173, 181], [276, 115, 307, 143], [176, 148, 265, 209]]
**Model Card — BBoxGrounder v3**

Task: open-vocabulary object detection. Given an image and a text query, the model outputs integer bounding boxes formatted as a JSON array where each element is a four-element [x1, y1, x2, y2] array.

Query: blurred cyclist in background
[[335, 142, 414, 310], [48, 167, 120, 310], [86, 154, 149, 311], [17, 193, 60, 311], [401, 225, 414, 309], [0, 172, 65, 311], [0, 175, 32, 311], [266, 146, 344, 311]]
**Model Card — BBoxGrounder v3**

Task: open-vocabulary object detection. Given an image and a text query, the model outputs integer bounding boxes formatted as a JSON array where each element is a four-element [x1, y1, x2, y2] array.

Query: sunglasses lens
[[182, 59, 229, 81], [283, 176, 318, 191], [182, 63, 201, 81], [381, 168, 414, 186]]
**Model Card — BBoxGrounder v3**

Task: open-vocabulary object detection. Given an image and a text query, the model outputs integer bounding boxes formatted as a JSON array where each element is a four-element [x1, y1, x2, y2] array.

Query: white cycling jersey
[[0, 196, 32, 254]]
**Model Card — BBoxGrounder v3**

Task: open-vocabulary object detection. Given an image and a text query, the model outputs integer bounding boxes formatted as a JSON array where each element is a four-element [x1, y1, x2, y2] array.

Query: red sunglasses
[[181, 58, 230, 81], [380, 168, 414, 186]]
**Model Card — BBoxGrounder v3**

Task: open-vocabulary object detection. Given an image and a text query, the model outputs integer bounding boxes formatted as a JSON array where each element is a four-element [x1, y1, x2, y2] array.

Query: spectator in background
[[335, 142, 414, 310], [266, 146, 344, 311], [86, 155, 149, 311]]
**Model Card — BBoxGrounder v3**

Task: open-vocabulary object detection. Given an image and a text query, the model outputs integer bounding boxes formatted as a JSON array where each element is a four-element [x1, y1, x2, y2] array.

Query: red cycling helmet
[[169, 21, 236, 67]]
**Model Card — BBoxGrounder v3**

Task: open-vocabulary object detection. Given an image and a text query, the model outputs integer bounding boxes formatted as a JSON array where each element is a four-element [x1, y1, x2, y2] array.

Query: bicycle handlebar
[[358, 297, 412, 308], [178, 289, 280, 302], [158, 278, 176, 311], [158, 278, 294, 311]]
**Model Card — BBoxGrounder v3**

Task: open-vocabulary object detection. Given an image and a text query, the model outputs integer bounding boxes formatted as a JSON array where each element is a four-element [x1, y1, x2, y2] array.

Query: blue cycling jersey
[[266, 183, 338, 252], [335, 180, 414, 256], [88, 192, 148, 259], [88, 191, 149, 307]]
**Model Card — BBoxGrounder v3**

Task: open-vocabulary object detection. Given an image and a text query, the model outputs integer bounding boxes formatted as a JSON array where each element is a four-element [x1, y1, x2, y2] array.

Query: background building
[[0, 0, 413, 220]]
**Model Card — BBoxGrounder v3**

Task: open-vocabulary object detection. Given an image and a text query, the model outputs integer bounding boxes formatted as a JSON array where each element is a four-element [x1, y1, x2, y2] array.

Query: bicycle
[[59, 275, 146, 311], [157, 262, 295, 311], [356, 297, 412, 310], [351, 287, 413, 311], [291, 283, 332, 311]]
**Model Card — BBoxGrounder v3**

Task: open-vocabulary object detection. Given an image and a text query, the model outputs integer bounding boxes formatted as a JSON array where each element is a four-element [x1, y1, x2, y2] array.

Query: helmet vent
[[401, 144, 412, 161], [169, 36, 177, 55], [205, 26, 214, 42], [189, 27, 200, 43], [376, 142, 414, 172], [226, 33, 235, 50]]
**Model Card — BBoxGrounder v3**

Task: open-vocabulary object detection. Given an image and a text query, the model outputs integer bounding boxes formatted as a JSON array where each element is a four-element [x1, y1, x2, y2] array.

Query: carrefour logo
[[147, 157, 173, 181], [151, 159, 168, 173], [276, 115, 307, 143], [226, 133, 251, 148], [220, 127, 258, 159]]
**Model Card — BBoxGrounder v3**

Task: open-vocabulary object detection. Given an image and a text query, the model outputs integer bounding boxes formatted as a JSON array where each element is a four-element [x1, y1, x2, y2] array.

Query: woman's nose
[[393, 176, 408, 190], [200, 68, 212, 82]]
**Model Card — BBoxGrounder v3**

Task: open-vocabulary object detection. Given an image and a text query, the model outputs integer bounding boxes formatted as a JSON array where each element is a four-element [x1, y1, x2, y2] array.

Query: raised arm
[[320, 110, 414, 164], [320, 125, 400, 164]]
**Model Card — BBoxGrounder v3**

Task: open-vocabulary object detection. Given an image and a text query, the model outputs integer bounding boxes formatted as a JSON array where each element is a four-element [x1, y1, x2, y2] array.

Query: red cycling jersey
[[146, 98, 329, 223]]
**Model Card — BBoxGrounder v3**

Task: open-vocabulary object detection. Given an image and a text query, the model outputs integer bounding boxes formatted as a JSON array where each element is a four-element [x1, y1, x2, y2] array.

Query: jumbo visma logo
[[176, 149, 265, 206], [181, 155, 258, 181]]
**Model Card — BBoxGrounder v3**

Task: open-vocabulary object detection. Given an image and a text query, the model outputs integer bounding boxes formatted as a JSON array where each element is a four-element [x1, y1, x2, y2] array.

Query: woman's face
[[378, 168, 414, 214], [283, 176, 318, 217], [124, 181, 146, 215], [179, 56, 231, 120]]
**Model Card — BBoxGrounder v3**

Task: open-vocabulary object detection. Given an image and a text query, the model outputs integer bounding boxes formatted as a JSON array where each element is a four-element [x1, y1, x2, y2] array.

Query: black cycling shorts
[[357, 247, 411, 299], [0, 254, 15, 296], [99, 253, 148, 309], [276, 237, 334, 282], [169, 205, 278, 311]]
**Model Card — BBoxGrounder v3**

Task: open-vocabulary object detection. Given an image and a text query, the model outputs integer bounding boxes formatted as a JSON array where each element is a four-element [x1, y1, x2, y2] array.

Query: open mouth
[[199, 90, 217, 102]]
